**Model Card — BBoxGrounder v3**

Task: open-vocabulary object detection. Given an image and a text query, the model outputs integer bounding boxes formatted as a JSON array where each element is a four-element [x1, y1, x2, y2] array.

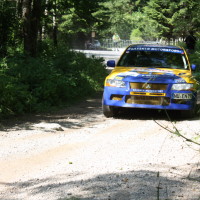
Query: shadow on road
[[0, 91, 199, 131], [113, 107, 200, 122], [0, 166, 199, 200], [0, 93, 103, 131]]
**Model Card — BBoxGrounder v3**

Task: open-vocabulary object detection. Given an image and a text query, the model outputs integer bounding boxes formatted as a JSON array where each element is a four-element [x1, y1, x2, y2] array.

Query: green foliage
[[102, 0, 135, 39], [177, 41, 200, 84], [171, 0, 200, 37], [143, 0, 200, 40], [1, 0, 200, 55], [143, 0, 173, 40], [191, 45, 200, 85], [129, 12, 159, 40], [58, 0, 110, 47], [180, 41, 200, 68], [0, 48, 107, 118], [130, 29, 143, 41]]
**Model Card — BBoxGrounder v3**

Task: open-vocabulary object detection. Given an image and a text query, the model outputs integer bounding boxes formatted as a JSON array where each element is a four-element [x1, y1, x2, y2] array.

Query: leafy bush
[[178, 41, 200, 83], [189, 41, 200, 67], [189, 41, 200, 84], [0, 48, 107, 117]]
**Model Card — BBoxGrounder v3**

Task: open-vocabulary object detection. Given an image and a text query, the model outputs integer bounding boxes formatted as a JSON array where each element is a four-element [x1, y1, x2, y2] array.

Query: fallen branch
[[154, 110, 200, 146]]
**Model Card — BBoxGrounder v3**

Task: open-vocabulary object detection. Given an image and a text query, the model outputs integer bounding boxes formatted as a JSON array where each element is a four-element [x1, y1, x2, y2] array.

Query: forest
[[0, 0, 200, 117]]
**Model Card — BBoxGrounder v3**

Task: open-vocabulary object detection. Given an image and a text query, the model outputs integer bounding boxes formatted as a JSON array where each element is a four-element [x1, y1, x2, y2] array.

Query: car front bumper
[[103, 86, 197, 110]]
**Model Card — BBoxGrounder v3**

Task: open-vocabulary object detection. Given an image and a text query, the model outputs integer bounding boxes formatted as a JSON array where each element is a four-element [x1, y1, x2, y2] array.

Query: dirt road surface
[[0, 93, 200, 200]]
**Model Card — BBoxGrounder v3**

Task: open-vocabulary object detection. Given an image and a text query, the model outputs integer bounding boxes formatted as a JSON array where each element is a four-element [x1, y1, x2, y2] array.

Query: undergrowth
[[0, 47, 107, 118]]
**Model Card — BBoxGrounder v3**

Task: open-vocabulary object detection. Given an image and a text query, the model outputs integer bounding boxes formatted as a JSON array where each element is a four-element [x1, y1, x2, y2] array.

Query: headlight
[[106, 79, 126, 87], [171, 83, 194, 90]]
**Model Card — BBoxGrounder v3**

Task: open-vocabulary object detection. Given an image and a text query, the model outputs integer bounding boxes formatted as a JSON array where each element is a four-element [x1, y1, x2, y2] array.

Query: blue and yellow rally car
[[102, 44, 198, 118]]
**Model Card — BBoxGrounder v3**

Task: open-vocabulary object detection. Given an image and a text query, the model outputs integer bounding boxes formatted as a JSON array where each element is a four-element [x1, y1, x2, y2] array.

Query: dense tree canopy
[[0, 0, 199, 55]]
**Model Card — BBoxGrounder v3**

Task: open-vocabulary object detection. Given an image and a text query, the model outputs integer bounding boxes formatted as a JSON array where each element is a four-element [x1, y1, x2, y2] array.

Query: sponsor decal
[[115, 68, 174, 79], [117, 71, 140, 78], [132, 89, 164, 93], [127, 47, 184, 54], [128, 68, 173, 73], [174, 78, 186, 83]]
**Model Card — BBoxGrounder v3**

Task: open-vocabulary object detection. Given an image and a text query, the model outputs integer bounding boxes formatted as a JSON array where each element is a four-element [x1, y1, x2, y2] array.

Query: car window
[[118, 50, 189, 69]]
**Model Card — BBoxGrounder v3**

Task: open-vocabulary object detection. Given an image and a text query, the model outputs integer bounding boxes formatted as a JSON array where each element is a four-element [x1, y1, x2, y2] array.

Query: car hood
[[107, 67, 195, 84]]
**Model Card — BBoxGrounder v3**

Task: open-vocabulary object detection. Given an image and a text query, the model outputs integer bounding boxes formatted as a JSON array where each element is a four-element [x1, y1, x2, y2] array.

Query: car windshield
[[118, 50, 189, 69]]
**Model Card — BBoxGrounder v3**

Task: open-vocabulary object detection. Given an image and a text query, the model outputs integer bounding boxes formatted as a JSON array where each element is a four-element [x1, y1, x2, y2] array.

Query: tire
[[102, 104, 119, 118], [181, 105, 197, 119]]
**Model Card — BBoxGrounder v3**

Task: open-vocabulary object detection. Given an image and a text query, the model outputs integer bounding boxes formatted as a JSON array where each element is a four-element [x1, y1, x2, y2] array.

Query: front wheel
[[102, 104, 119, 118], [181, 105, 197, 119]]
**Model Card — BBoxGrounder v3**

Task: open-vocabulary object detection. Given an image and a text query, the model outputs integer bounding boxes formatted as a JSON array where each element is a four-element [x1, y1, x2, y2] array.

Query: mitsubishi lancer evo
[[102, 44, 198, 118]]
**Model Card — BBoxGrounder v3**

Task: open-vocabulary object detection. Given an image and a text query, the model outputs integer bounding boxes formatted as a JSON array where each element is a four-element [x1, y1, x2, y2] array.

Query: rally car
[[102, 44, 198, 118]]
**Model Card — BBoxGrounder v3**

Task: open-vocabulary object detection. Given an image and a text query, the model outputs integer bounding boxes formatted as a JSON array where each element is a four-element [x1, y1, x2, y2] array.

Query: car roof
[[129, 44, 182, 50]]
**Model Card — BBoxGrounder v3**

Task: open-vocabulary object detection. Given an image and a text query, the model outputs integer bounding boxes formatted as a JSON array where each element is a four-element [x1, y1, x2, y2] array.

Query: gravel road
[[0, 93, 200, 200]]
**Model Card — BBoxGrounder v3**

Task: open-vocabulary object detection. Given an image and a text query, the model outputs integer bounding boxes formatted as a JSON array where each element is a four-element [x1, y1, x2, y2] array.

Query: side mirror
[[107, 60, 116, 67], [191, 64, 197, 71]]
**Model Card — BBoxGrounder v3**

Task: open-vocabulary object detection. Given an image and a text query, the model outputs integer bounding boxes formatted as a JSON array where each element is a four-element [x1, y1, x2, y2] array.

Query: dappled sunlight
[[0, 94, 103, 132]]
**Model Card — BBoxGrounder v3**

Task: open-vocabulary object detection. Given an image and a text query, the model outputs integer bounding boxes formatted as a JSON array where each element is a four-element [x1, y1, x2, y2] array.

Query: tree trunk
[[0, 1, 8, 56], [40, 0, 49, 41], [22, 0, 41, 56], [52, 0, 58, 47], [31, 0, 42, 56], [22, 0, 32, 55], [16, 0, 23, 18]]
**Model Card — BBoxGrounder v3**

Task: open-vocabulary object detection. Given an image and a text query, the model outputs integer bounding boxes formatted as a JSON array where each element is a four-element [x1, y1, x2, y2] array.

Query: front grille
[[126, 95, 170, 105], [130, 83, 168, 90]]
